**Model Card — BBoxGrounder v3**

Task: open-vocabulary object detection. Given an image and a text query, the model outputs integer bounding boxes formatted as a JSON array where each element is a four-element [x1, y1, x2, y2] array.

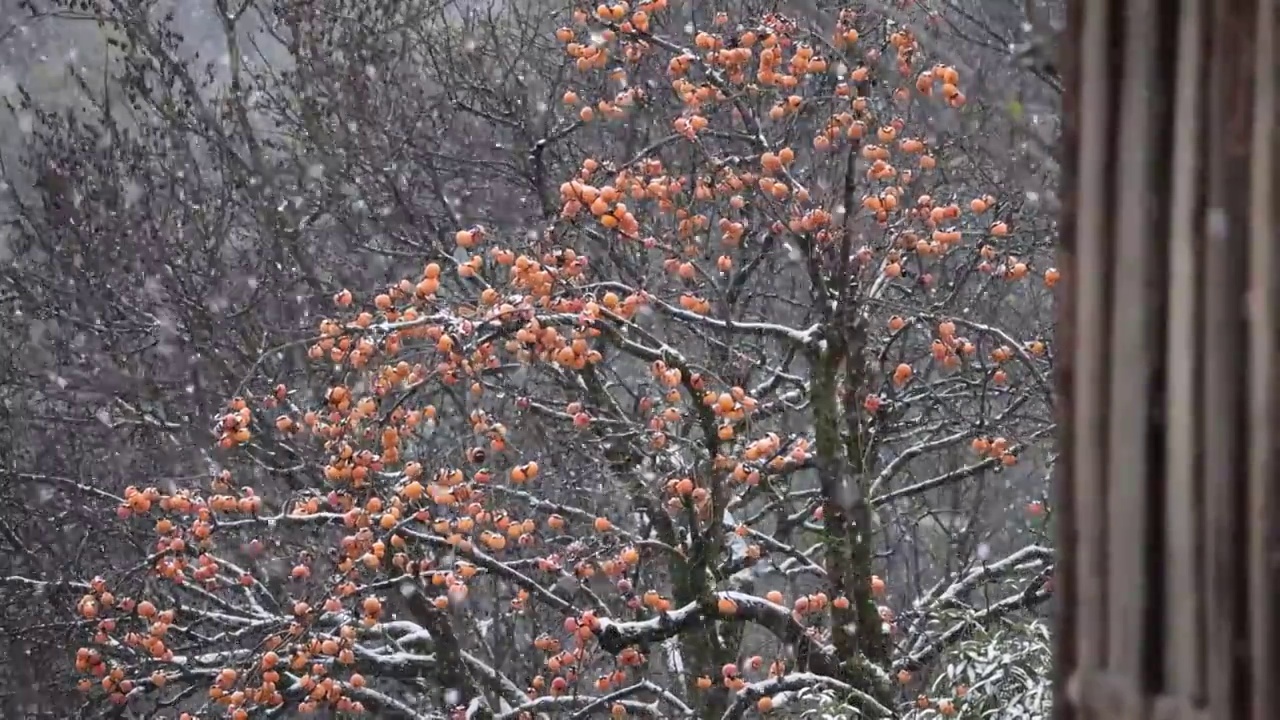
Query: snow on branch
[[495, 685, 662, 720], [1, 574, 92, 592], [720, 517, 826, 578], [869, 426, 1055, 506], [341, 684, 444, 720], [594, 591, 844, 679], [916, 313, 1054, 400], [867, 429, 972, 496], [12, 472, 124, 504], [719, 672, 893, 720], [493, 485, 681, 559], [931, 545, 1053, 608], [507, 697, 658, 719], [617, 679, 696, 718], [397, 527, 576, 613], [896, 547, 1054, 672], [349, 644, 438, 678], [584, 280, 822, 347], [896, 583, 1052, 673], [869, 456, 1002, 506], [460, 650, 534, 709]]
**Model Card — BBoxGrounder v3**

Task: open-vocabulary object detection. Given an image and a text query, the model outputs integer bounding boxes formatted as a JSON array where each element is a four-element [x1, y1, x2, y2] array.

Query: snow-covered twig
[[492, 485, 679, 559], [12, 472, 124, 504], [1, 575, 92, 592], [719, 672, 893, 720], [584, 280, 822, 348], [460, 651, 533, 709], [594, 591, 844, 679], [897, 569, 1054, 672], [398, 527, 575, 614], [867, 429, 972, 496], [721, 519, 827, 578], [496, 695, 658, 719], [903, 544, 1053, 642], [869, 456, 1002, 506], [346, 683, 444, 720]]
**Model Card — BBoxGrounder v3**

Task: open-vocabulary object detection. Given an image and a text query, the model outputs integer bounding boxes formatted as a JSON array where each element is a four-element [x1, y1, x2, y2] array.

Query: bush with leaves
[[807, 613, 1053, 719], [6, 0, 1060, 718], [913, 617, 1053, 719]]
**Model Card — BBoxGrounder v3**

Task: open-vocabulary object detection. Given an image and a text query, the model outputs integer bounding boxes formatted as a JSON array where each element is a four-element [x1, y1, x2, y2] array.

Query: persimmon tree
[[4, 0, 1059, 718]]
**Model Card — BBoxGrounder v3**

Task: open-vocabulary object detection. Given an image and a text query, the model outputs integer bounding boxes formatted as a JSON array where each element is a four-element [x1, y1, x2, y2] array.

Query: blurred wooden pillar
[[1055, 0, 1277, 718]]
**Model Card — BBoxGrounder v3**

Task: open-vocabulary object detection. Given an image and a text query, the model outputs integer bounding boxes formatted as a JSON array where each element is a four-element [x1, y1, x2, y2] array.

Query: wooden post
[[1056, 0, 1278, 718]]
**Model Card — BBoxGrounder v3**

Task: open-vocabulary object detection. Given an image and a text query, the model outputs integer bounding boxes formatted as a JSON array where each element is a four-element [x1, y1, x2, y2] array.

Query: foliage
[[802, 614, 1053, 719], [915, 617, 1053, 719]]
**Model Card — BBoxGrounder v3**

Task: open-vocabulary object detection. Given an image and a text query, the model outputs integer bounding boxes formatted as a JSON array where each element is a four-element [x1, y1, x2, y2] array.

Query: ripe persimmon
[[892, 363, 913, 386], [870, 575, 886, 596]]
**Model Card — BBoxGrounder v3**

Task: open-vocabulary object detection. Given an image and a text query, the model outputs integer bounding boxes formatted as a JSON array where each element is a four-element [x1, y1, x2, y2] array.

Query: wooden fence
[[1054, 0, 1277, 718]]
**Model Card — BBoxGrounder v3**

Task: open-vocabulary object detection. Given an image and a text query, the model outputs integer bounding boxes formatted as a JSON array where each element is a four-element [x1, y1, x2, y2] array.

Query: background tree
[[0, 0, 1063, 717]]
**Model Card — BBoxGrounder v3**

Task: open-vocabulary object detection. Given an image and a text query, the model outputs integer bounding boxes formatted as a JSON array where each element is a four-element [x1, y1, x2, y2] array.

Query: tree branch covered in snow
[[721, 672, 894, 720], [595, 591, 848, 680]]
